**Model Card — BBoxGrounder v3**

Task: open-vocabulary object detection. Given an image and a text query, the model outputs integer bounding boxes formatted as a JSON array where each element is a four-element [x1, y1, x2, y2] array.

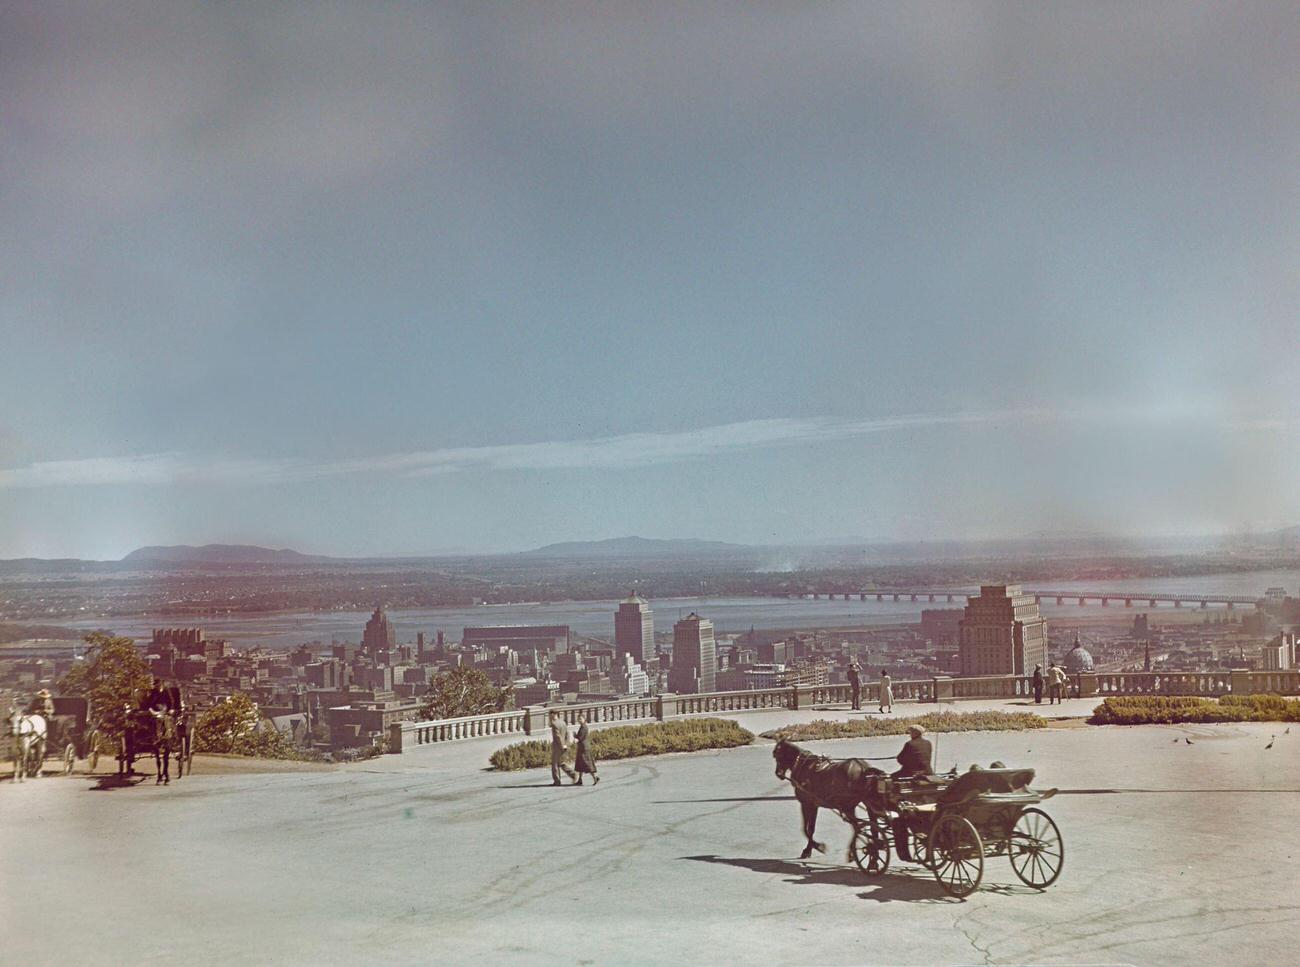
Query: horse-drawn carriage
[[116, 688, 193, 782], [852, 767, 1063, 897], [8, 696, 98, 780], [775, 739, 1063, 898]]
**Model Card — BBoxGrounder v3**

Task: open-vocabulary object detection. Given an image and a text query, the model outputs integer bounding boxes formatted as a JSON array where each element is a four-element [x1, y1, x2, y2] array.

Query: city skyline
[[3, 3, 1299, 559]]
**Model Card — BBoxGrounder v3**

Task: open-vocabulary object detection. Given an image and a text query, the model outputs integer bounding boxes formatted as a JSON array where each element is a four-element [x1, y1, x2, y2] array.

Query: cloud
[[8, 406, 1288, 489]]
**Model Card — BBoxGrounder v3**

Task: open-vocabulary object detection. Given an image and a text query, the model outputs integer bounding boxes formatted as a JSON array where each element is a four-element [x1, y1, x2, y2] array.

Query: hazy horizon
[[3, 3, 1298, 559]]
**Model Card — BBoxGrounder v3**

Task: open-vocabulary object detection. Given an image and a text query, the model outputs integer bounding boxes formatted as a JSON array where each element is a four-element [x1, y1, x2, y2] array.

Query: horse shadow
[[681, 855, 956, 903], [88, 773, 150, 792]]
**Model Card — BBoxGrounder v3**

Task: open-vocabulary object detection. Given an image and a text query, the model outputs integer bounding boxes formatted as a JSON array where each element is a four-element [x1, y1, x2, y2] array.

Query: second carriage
[[850, 767, 1064, 898], [116, 686, 195, 780]]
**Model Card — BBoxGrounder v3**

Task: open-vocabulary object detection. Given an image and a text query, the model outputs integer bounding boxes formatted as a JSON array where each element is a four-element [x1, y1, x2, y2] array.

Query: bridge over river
[[788, 587, 1263, 608]]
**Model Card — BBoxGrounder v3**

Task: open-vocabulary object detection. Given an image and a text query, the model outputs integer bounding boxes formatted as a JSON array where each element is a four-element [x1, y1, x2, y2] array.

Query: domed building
[[1064, 632, 1095, 674]]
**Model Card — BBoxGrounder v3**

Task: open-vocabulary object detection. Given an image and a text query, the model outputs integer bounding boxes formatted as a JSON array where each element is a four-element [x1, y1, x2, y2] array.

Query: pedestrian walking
[[847, 660, 862, 711], [549, 711, 576, 786], [1032, 664, 1044, 704], [1047, 662, 1067, 705], [573, 715, 599, 786], [879, 670, 893, 714]]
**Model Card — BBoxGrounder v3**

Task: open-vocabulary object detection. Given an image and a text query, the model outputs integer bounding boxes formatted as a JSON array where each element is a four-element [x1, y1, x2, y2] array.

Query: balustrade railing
[[387, 668, 1300, 752]]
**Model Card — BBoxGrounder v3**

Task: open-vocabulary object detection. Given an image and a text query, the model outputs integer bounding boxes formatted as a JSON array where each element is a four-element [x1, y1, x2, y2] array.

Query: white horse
[[9, 709, 47, 782]]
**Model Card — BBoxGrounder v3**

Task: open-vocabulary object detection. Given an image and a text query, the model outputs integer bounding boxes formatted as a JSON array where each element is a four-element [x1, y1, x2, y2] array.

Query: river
[[41, 568, 1299, 654]]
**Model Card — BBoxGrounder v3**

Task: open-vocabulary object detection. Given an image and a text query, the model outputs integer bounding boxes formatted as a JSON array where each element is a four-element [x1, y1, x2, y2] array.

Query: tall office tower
[[417, 632, 426, 661], [669, 612, 716, 694], [957, 585, 1048, 676], [615, 593, 655, 664], [362, 606, 397, 654]]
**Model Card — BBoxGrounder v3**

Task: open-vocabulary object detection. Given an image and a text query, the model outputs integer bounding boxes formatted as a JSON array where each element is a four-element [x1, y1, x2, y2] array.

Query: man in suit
[[846, 661, 862, 710], [548, 711, 577, 786]]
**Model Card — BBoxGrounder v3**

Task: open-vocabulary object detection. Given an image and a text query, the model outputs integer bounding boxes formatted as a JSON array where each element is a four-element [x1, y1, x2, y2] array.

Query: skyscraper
[[615, 593, 654, 664], [957, 585, 1047, 676], [669, 612, 716, 694], [362, 606, 397, 654]]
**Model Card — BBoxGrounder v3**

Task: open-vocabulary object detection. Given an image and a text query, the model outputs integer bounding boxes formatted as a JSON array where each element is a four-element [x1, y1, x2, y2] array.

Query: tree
[[193, 692, 262, 754], [192, 691, 316, 760], [58, 632, 152, 741], [419, 666, 514, 720]]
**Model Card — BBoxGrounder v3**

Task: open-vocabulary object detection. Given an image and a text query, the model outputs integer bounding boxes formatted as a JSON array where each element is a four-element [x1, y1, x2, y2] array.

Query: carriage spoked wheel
[[62, 742, 76, 775], [1007, 807, 1063, 889], [87, 731, 100, 772], [850, 822, 891, 877], [927, 814, 984, 898]]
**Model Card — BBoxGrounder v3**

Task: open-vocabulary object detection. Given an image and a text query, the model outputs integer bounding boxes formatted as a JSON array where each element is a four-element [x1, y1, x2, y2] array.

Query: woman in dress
[[573, 715, 599, 786], [879, 669, 894, 714]]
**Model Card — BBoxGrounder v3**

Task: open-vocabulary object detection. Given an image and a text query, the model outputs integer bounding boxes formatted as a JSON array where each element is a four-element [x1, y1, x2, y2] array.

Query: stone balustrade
[[386, 669, 1300, 752]]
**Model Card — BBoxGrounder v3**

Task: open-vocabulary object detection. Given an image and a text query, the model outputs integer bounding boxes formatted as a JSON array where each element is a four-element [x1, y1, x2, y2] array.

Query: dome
[[1065, 633, 1094, 673]]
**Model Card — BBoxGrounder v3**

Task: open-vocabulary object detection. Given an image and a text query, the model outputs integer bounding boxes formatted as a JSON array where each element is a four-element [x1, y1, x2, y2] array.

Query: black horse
[[773, 739, 885, 860]]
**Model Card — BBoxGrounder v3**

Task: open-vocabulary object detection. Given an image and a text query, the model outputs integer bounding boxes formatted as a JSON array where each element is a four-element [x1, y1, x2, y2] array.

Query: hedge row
[[762, 710, 1047, 742], [1090, 694, 1300, 725], [488, 717, 755, 771]]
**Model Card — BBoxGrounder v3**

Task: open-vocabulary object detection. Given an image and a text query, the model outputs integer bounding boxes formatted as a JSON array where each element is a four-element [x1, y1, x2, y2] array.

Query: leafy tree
[[419, 666, 514, 720], [193, 692, 263, 754], [58, 632, 152, 741], [192, 691, 315, 759]]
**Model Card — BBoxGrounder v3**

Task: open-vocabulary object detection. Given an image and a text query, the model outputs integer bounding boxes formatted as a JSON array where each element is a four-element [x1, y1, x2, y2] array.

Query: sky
[[1, 2, 1298, 559]]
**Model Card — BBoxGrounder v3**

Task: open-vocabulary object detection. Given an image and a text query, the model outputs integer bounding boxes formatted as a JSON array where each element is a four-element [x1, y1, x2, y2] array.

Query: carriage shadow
[[681, 855, 956, 903]]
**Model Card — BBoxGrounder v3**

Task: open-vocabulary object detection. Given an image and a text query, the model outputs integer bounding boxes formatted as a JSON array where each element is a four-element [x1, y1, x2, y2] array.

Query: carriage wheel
[[87, 732, 100, 772], [928, 814, 984, 898], [1008, 807, 1064, 889], [62, 743, 76, 775], [850, 823, 891, 877]]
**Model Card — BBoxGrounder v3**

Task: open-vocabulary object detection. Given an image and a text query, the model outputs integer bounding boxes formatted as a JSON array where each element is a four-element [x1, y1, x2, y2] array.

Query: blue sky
[[1, 2, 1298, 558]]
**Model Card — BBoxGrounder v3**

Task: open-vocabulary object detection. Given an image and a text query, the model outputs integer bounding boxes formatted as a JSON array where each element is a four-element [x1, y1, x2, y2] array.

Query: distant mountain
[[121, 544, 332, 565], [522, 536, 750, 558]]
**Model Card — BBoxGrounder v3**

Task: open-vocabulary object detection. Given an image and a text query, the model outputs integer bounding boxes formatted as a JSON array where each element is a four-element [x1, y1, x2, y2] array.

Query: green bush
[[763, 710, 1047, 742], [1090, 694, 1300, 725], [489, 717, 754, 771]]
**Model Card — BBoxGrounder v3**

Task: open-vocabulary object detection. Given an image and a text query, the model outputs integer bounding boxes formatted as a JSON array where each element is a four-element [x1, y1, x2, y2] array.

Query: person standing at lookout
[[549, 711, 577, 786], [573, 715, 599, 786], [878, 670, 894, 714], [1032, 664, 1044, 705], [847, 660, 862, 711], [1047, 662, 1068, 705]]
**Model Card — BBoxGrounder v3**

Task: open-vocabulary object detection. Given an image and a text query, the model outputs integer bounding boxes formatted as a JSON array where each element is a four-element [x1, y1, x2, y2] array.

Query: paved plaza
[[2, 705, 1297, 966]]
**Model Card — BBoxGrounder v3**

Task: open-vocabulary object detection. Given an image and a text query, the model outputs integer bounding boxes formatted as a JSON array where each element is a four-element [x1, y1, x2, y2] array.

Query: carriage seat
[[937, 768, 1036, 804]]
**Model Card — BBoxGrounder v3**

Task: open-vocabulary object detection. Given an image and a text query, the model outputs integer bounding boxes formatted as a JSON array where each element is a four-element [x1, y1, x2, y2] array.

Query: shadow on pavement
[[1057, 787, 1300, 795], [497, 783, 573, 789], [652, 796, 796, 804], [88, 773, 149, 791], [681, 855, 952, 903]]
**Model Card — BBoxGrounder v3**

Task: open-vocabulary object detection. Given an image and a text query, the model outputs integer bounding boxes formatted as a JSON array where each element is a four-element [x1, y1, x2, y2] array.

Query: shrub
[[763, 710, 1048, 743], [489, 717, 754, 771], [1090, 694, 1300, 725]]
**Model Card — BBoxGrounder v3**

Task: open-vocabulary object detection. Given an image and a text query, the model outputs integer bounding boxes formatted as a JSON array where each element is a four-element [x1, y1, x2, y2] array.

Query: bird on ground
[[1286, 727, 1291, 735], [1184, 737, 1193, 745], [1266, 737, 1275, 750]]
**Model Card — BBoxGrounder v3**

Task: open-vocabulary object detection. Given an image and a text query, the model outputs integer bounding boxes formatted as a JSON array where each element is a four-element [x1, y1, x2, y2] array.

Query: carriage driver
[[892, 725, 933, 779], [28, 687, 54, 718], [890, 725, 934, 862], [143, 677, 177, 715]]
